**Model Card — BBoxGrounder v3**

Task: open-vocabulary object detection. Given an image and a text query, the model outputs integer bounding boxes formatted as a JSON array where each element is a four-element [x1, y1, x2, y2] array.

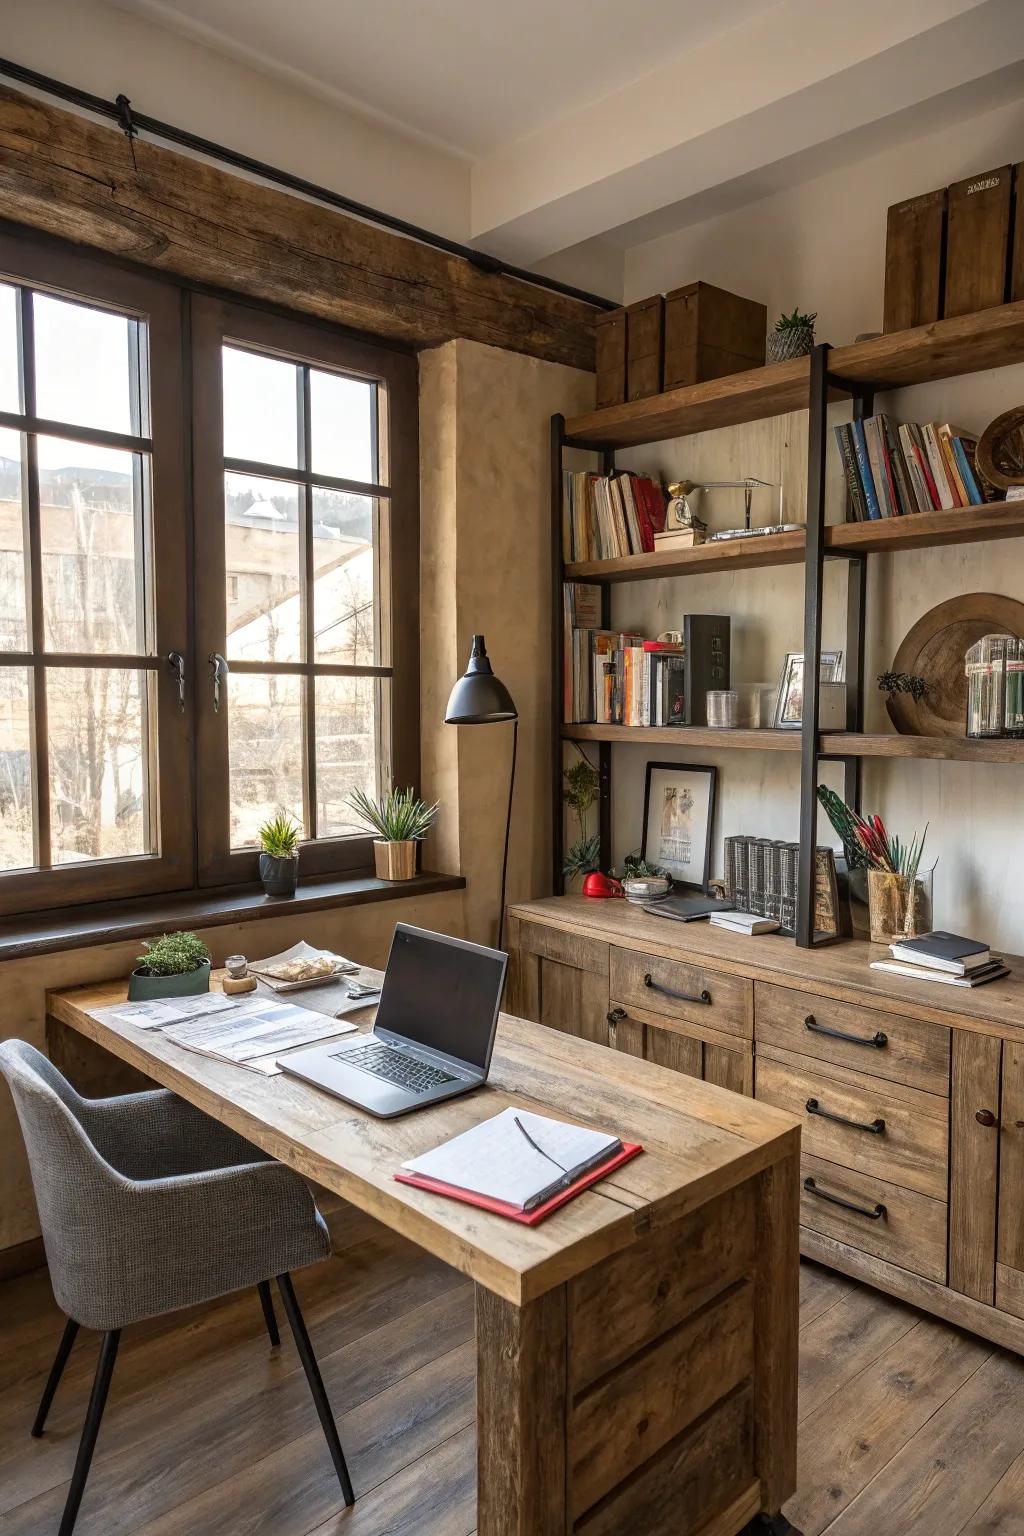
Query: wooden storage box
[[663, 281, 766, 389], [883, 188, 946, 332], [594, 307, 627, 408], [944, 164, 1013, 318], [1011, 161, 1024, 302], [626, 295, 665, 401]]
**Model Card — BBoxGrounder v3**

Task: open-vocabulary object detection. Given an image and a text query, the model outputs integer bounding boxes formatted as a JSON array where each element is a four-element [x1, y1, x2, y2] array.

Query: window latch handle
[[208, 653, 229, 713], [167, 651, 186, 713]]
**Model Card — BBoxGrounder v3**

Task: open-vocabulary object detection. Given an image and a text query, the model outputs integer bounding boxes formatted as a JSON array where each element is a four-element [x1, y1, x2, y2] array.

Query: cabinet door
[[646, 1021, 703, 1079], [606, 999, 753, 1094], [949, 1029, 1001, 1304], [998, 1040, 1024, 1319], [507, 917, 610, 1045]]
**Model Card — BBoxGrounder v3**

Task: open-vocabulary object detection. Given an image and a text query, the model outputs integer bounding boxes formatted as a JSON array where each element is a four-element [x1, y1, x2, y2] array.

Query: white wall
[[615, 93, 1024, 950], [4, 0, 470, 241]]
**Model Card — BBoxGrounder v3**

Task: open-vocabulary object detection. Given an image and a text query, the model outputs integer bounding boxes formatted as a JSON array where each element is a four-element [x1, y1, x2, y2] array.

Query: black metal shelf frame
[[551, 342, 875, 948]]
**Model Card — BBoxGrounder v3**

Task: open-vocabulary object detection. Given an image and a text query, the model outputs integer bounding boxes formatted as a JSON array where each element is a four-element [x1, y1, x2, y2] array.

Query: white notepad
[[400, 1107, 621, 1212]]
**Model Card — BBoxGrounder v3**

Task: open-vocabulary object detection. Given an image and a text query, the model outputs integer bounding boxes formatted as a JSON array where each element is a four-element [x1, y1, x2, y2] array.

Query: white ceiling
[[116, 0, 776, 156]]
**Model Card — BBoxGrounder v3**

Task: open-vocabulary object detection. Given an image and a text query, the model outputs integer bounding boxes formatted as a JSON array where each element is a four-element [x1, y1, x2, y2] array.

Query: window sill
[[0, 870, 466, 963]]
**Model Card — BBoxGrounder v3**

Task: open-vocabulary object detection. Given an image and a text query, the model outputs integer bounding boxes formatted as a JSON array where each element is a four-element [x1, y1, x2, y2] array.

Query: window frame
[[0, 231, 192, 917], [190, 296, 420, 886]]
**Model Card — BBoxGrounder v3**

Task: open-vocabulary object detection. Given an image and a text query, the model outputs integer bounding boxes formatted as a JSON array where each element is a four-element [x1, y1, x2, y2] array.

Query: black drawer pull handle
[[643, 973, 711, 1006], [804, 1176, 886, 1221], [806, 1097, 885, 1135], [805, 1014, 888, 1049]]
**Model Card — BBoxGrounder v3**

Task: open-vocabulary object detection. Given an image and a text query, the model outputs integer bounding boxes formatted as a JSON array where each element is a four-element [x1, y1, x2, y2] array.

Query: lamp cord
[[497, 719, 518, 951]]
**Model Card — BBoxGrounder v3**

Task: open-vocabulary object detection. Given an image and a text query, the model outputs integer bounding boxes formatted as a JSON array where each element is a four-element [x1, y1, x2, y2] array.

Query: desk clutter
[[870, 930, 1009, 989]]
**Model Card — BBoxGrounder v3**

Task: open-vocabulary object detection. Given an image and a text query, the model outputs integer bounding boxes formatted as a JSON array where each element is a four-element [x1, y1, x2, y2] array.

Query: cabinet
[[509, 896, 1024, 1356]]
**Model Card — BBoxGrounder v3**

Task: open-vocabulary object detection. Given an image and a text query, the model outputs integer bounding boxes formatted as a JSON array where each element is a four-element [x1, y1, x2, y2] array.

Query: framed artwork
[[774, 650, 844, 728], [640, 762, 717, 892]]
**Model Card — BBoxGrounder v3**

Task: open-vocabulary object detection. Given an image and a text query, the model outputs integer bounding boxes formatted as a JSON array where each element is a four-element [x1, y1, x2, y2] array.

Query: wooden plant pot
[[374, 839, 417, 881]]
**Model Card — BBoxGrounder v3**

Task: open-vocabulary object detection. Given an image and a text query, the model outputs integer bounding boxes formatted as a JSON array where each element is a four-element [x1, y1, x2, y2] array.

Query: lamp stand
[[497, 719, 518, 951]]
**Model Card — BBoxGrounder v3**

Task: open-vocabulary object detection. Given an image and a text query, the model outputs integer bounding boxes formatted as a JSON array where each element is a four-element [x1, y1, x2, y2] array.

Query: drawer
[[610, 946, 752, 1039], [756, 1052, 948, 1200], [755, 983, 950, 1096], [800, 1152, 948, 1283]]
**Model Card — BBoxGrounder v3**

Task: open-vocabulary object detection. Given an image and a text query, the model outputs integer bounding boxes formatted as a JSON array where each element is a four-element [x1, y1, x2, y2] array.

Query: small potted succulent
[[257, 813, 301, 897], [767, 308, 817, 364], [347, 786, 439, 881], [614, 853, 672, 905], [128, 931, 211, 1001]]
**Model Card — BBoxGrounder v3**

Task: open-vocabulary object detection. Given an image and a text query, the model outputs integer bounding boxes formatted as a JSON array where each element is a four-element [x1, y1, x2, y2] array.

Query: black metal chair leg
[[257, 1280, 281, 1347], [31, 1318, 80, 1438], [276, 1273, 354, 1507], [57, 1330, 120, 1536]]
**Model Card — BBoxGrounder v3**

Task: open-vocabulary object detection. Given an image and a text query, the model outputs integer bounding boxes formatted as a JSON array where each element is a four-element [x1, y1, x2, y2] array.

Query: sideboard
[[508, 896, 1024, 1353]]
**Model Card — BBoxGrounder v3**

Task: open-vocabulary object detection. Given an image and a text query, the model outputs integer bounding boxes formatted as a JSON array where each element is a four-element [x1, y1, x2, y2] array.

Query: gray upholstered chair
[[0, 1040, 354, 1536]]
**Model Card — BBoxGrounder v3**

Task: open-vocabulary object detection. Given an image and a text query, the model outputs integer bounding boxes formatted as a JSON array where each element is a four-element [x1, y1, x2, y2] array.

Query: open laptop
[[279, 923, 507, 1118]]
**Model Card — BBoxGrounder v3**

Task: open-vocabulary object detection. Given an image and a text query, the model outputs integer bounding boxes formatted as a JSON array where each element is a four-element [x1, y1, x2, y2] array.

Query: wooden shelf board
[[562, 724, 801, 751], [564, 300, 1024, 450], [563, 505, 1024, 585], [822, 733, 1024, 763]]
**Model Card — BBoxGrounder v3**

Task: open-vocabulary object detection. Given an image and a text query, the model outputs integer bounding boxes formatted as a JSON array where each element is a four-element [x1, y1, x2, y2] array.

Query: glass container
[[867, 862, 935, 944], [965, 633, 1024, 738], [706, 689, 738, 728]]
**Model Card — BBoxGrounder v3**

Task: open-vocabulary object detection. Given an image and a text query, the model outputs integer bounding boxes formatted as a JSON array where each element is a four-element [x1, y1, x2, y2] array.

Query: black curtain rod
[[0, 56, 618, 314]]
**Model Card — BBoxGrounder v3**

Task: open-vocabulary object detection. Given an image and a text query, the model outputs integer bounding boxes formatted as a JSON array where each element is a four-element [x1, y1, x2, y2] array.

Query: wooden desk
[[47, 976, 801, 1536]]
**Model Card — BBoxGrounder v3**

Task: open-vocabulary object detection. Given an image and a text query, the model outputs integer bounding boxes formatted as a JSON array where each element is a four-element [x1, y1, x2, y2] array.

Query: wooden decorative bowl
[[886, 592, 1024, 736]]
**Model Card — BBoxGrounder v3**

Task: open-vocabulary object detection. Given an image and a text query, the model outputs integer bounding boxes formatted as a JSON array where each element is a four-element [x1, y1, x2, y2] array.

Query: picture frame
[[773, 650, 844, 729], [640, 761, 717, 892]]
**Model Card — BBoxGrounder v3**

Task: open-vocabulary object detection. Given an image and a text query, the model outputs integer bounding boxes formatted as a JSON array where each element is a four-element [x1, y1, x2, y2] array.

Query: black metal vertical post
[[796, 343, 831, 947], [551, 414, 565, 893], [842, 385, 873, 811], [598, 446, 615, 872]]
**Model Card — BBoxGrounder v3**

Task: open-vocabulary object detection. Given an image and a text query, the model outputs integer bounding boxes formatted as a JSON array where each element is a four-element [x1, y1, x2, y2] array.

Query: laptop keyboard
[[337, 1041, 458, 1095]]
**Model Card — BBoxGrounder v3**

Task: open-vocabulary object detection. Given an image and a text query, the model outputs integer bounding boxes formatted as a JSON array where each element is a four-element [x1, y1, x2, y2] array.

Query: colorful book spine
[[851, 419, 881, 519], [833, 424, 867, 522], [953, 437, 983, 504]]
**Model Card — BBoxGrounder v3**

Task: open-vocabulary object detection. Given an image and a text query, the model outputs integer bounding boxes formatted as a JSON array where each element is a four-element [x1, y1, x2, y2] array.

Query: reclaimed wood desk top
[[47, 973, 798, 1306]]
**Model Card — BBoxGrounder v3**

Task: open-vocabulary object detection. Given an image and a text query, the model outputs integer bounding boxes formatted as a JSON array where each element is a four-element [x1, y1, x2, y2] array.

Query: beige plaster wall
[[419, 340, 595, 944]]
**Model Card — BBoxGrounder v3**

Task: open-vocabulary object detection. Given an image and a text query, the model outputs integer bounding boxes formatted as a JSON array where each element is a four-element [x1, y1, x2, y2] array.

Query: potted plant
[[128, 932, 211, 1002], [562, 755, 600, 890], [347, 786, 439, 880], [614, 853, 672, 905], [258, 814, 301, 897], [767, 308, 817, 364]]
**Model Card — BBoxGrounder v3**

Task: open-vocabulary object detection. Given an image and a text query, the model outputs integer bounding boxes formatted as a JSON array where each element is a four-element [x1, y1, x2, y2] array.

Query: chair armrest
[[79, 1088, 271, 1180]]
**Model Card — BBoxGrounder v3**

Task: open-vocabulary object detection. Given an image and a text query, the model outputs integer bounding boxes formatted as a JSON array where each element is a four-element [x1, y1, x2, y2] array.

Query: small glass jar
[[965, 633, 1024, 737], [706, 689, 738, 728], [224, 954, 248, 979]]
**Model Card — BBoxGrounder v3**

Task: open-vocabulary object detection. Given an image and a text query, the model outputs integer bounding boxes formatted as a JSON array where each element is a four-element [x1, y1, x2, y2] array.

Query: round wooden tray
[[886, 592, 1024, 736]]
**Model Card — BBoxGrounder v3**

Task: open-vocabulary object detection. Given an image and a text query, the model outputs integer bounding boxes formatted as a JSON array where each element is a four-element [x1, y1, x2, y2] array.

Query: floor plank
[[4, 1227, 1024, 1536]]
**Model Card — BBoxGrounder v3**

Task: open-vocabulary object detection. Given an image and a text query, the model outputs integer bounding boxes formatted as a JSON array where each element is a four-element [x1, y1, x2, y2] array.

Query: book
[[889, 931, 990, 973], [709, 911, 780, 934], [937, 424, 968, 506], [898, 423, 932, 512], [881, 414, 915, 516], [864, 417, 895, 517], [870, 959, 1008, 988], [922, 423, 956, 509], [833, 424, 868, 521], [851, 418, 882, 519], [908, 424, 941, 508], [397, 1107, 631, 1214], [952, 436, 982, 505], [561, 470, 665, 561]]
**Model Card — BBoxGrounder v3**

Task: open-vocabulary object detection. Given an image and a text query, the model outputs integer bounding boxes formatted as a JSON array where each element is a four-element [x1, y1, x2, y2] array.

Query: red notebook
[[395, 1142, 643, 1226]]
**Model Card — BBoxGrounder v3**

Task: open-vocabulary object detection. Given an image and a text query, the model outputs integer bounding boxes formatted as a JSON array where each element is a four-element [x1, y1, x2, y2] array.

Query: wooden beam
[[0, 85, 597, 371]]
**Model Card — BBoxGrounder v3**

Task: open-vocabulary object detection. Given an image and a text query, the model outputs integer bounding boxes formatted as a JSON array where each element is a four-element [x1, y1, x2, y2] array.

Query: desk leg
[[476, 1285, 567, 1536], [753, 1150, 801, 1529]]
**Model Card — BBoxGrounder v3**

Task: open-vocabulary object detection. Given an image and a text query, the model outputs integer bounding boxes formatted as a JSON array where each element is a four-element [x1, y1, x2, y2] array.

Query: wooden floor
[[3, 1207, 1024, 1535]]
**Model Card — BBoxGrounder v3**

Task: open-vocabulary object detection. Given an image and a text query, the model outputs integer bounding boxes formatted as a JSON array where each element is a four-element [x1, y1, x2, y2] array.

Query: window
[[193, 299, 419, 885], [0, 236, 190, 916], [0, 237, 419, 915]]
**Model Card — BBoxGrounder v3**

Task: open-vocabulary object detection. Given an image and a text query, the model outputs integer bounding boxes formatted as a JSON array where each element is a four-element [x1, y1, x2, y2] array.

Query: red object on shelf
[[582, 872, 623, 898], [394, 1142, 643, 1225]]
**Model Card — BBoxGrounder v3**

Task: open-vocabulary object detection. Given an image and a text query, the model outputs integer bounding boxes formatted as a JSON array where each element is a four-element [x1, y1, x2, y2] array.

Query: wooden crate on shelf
[[663, 281, 766, 390], [883, 188, 946, 333], [626, 295, 665, 401], [944, 165, 1013, 318]]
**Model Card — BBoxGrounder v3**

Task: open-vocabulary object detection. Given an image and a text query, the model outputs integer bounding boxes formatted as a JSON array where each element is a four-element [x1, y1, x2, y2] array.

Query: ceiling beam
[[0, 84, 597, 370]]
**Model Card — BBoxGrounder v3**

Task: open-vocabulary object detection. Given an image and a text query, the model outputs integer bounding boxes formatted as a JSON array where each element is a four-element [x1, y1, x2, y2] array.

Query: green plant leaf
[[257, 814, 301, 857], [346, 786, 440, 842], [136, 931, 210, 977]]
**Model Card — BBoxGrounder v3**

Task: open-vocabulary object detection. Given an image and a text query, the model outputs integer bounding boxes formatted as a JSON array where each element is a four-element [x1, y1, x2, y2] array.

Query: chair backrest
[[0, 1040, 123, 1321]]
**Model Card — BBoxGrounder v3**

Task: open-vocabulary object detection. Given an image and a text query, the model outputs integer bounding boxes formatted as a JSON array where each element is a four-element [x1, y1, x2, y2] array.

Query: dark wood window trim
[[191, 296, 420, 887], [0, 234, 192, 917]]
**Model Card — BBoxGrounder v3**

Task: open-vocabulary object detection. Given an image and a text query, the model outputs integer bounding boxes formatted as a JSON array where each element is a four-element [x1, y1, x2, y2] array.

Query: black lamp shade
[[445, 634, 517, 724]]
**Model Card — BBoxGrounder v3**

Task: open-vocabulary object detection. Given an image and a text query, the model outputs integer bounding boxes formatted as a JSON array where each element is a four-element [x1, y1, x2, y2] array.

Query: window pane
[[310, 369, 376, 483], [228, 672, 304, 847], [0, 668, 34, 870], [37, 436, 143, 654], [34, 293, 134, 436], [48, 667, 151, 863], [225, 472, 302, 662], [312, 489, 377, 664], [223, 347, 299, 468], [0, 283, 20, 414], [316, 674, 379, 838], [0, 427, 27, 651]]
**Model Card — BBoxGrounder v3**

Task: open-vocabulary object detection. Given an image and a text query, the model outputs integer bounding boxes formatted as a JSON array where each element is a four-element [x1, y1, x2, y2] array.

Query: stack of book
[[563, 583, 688, 725], [870, 932, 1008, 988], [724, 837, 845, 935], [562, 469, 667, 561], [833, 415, 999, 521]]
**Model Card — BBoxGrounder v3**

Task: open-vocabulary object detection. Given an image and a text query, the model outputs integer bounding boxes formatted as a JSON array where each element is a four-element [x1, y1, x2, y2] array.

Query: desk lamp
[[445, 635, 518, 949]]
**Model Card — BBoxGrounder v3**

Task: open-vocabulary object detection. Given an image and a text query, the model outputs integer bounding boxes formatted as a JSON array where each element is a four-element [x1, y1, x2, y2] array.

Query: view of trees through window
[[0, 284, 152, 873]]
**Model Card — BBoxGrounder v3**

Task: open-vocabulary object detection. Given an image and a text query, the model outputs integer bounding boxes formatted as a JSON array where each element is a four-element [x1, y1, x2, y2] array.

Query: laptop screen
[[377, 924, 507, 1070]]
